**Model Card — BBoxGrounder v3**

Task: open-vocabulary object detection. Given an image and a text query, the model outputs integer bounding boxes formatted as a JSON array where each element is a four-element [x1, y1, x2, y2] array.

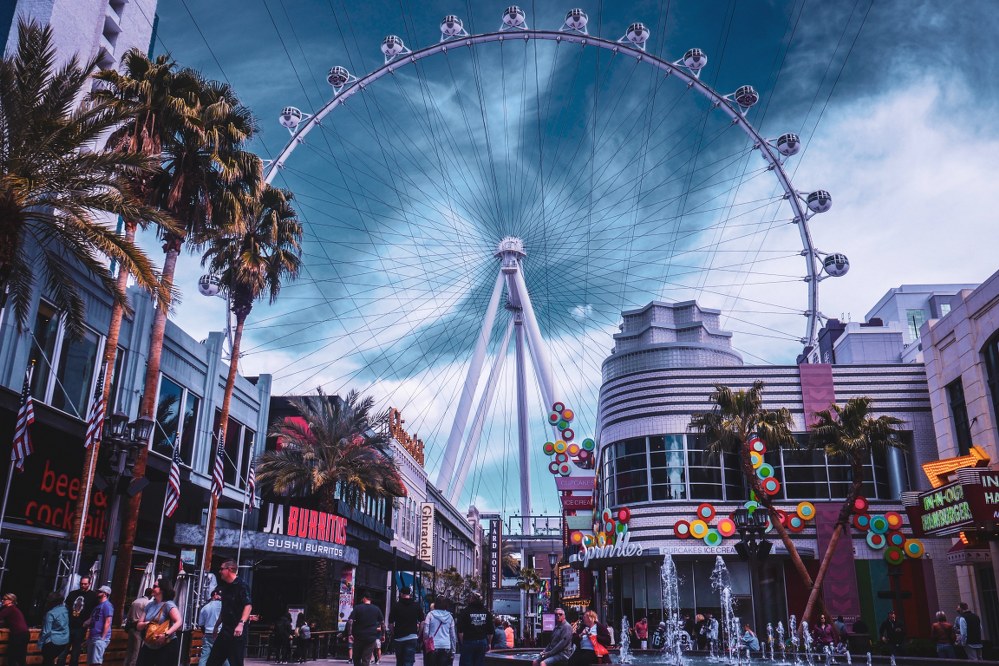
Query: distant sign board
[[419, 503, 436, 564], [489, 518, 502, 589], [174, 523, 358, 564], [561, 568, 581, 599], [542, 614, 556, 632], [561, 495, 593, 510], [555, 476, 594, 492]]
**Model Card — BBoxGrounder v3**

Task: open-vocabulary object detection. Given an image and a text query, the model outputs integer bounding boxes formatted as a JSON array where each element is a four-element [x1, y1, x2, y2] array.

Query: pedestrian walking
[[492, 618, 508, 650], [86, 585, 114, 666], [275, 613, 293, 663], [346, 593, 385, 666], [424, 598, 457, 666], [136, 578, 184, 666], [125, 588, 154, 666], [633, 618, 648, 650], [388, 586, 423, 666], [64, 575, 99, 666], [930, 612, 956, 659], [457, 593, 493, 666], [39, 592, 70, 666], [504, 621, 515, 649], [956, 602, 983, 661], [294, 614, 311, 663], [878, 610, 905, 656], [569, 610, 610, 666], [0, 593, 30, 666], [205, 560, 253, 666], [531, 608, 574, 666], [198, 589, 223, 666]]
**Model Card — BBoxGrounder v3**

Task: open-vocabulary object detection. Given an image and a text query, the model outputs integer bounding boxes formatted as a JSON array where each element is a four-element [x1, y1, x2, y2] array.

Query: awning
[[946, 540, 992, 566]]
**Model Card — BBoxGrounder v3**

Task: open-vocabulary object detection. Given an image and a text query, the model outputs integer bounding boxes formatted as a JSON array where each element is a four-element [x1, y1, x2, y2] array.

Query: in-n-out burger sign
[[261, 502, 347, 545], [572, 531, 645, 567]]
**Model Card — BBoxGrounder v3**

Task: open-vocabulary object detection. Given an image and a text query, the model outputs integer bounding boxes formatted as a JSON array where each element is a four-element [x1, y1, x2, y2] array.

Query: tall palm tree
[[258, 389, 405, 625], [688, 381, 815, 594], [0, 20, 170, 337], [800, 397, 905, 623], [198, 185, 302, 573], [111, 73, 261, 616], [68, 49, 195, 570]]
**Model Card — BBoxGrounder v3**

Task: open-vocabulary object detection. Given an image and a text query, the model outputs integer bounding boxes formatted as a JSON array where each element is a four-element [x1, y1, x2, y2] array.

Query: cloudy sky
[[145, 0, 997, 517]]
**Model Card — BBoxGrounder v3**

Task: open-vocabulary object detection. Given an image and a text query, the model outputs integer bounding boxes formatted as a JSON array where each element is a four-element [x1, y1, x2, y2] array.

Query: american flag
[[83, 365, 106, 449], [165, 445, 182, 517], [245, 462, 256, 509], [11, 367, 35, 471], [211, 428, 225, 499]]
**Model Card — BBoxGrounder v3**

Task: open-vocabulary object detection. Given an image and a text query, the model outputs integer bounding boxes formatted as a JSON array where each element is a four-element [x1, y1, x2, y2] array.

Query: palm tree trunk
[[201, 308, 249, 575], [69, 219, 137, 568], [309, 490, 337, 627], [110, 234, 181, 622], [800, 457, 865, 624]]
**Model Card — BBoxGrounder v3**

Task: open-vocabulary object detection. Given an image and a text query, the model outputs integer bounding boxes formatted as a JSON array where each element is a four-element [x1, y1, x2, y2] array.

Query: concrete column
[[886, 447, 908, 498]]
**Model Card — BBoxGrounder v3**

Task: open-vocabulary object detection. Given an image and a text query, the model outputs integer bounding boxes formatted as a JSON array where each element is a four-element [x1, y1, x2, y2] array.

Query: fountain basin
[[483, 649, 996, 666]]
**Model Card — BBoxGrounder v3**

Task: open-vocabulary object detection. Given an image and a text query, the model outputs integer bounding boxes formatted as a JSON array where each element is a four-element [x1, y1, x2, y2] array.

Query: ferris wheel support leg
[[512, 267, 557, 407], [436, 270, 506, 489], [448, 317, 515, 505], [514, 311, 533, 535]]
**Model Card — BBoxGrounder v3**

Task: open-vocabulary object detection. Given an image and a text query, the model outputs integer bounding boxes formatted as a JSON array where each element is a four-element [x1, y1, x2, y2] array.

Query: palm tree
[[198, 185, 303, 574], [688, 381, 815, 593], [516, 567, 543, 641], [68, 49, 195, 574], [111, 72, 261, 614], [257, 389, 405, 625], [0, 20, 170, 336], [800, 397, 905, 623]]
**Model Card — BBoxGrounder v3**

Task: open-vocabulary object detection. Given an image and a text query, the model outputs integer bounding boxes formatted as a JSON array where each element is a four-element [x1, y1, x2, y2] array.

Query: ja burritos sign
[[570, 532, 645, 567]]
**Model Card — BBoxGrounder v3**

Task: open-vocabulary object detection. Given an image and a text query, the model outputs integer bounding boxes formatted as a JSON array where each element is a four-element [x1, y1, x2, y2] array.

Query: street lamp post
[[99, 412, 154, 585], [547, 553, 558, 612], [732, 508, 772, 632]]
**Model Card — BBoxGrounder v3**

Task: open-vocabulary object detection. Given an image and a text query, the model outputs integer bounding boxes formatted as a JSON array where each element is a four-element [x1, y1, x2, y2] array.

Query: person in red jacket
[[0, 593, 30, 666]]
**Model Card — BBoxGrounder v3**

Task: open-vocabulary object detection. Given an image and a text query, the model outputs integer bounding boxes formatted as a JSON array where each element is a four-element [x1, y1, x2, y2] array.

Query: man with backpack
[[956, 602, 984, 661]]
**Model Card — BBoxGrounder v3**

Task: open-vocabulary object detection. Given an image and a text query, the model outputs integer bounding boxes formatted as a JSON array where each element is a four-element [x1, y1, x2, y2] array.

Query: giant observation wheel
[[248, 7, 850, 519]]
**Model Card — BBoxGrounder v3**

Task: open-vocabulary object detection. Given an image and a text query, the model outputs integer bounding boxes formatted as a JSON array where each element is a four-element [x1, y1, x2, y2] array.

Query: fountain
[[789, 616, 801, 665], [865, 653, 871, 666], [710, 556, 739, 663], [767, 623, 775, 661], [800, 621, 813, 666], [777, 622, 787, 664], [660, 554, 685, 665], [621, 616, 634, 664]]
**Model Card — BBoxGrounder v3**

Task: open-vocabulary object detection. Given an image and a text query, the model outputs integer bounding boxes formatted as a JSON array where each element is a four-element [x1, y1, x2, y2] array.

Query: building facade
[[590, 301, 940, 637]]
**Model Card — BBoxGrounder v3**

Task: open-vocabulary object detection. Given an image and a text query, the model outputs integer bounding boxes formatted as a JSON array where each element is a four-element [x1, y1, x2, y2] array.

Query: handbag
[[423, 617, 445, 652], [143, 604, 171, 649], [589, 627, 609, 658]]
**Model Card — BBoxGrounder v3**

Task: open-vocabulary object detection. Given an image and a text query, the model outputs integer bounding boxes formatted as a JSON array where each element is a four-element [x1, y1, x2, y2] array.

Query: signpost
[[419, 503, 435, 565]]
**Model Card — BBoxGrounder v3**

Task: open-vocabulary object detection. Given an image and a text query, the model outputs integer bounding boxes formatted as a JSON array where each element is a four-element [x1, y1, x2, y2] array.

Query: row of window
[[393, 496, 419, 544], [600, 433, 907, 506], [22, 300, 256, 490], [951, 331, 999, 456]]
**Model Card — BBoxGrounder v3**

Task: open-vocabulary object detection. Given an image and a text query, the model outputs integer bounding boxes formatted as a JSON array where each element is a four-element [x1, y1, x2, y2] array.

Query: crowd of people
[[0, 560, 252, 666]]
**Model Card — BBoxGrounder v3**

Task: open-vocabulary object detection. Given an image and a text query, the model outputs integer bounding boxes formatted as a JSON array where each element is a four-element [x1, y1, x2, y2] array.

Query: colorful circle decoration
[[674, 520, 691, 539], [582, 438, 596, 451], [749, 437, 767, 454], [554, 440, 567, 453], [866, 532, 887, 549], [559, 464, 571, 476], [577, 449, 591, 462], [788, 515, 805, 532], [696, 503, 716, 521], [602, 509, 613, 523], [690, 520, 709, 539], [562, 409, 574, 421], [853, 496, 869, 514], [757, 463, 775, 479], [597, 532, 608, 546], [750, 451, 763, 469], [557, 419, 570, 430], [548, 412, 561, 425], [616, 522, 628, 536], [618, 507, 632, 523], [543, 441, 556, 455], [555, 452, 568, 463], [773, 509, 788, 527], [869, 515, 889, 535], [717, 518, 737, 537], [797, 502, 816, 521], [704, 529, 723, 547], [570, 531, 584, 545], [552, 402, 565, 413], [562, 428, 575, 441], [582, 534, 595, 547], [904, 539, 925, 559], [567, 443, 581, 456], [548, 461, 559, 474], [853, 513, 871, 531], [744, 500, 760, 512], [762, 477, 781, 496], [603, 520, 615, 533], [885, 512, 903, 530], [884, 547, 905, 566], [888, 531, 906, 547]]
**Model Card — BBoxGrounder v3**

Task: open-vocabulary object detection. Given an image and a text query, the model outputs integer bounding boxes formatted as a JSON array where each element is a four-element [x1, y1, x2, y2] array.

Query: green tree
[[257, 389, 405, 625], [688, 381, 815, 593], [0, 20, 170, 336], [198, 185, 302, 574], [517, 567, 543, 640], [111, 69, 261, 612], [801, 397, 905, 623]]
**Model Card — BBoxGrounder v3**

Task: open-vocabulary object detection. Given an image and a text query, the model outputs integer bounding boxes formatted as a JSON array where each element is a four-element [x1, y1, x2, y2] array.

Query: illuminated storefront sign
[[905, 469, 999, 537], [570, 532, 645, 567], [260, 502, 348, 545], [419, 502, 435, 564], [488, 518, 502, 589]]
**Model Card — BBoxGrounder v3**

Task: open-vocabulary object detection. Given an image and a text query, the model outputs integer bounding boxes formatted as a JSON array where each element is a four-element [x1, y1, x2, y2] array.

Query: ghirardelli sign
[[419, 503, 435, 564], [260, 502, 347, 545]]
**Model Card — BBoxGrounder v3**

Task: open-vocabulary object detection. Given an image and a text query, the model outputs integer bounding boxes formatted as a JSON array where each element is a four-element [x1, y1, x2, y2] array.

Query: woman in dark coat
[[570, 611, 612, 666]]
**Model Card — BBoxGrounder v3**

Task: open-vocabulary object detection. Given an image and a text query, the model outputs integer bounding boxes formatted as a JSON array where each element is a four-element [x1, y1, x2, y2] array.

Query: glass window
[[240, 427, 255, 486], [947, 378, 973, 456], [28, 302, 61, 400], [50, 326, 100, 415], [154, 376, 184, 456], [906, 309, 926, 341], [108, 348, 126, 413], [984, 334, 999, 444], [180, 391, 200, 463]]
